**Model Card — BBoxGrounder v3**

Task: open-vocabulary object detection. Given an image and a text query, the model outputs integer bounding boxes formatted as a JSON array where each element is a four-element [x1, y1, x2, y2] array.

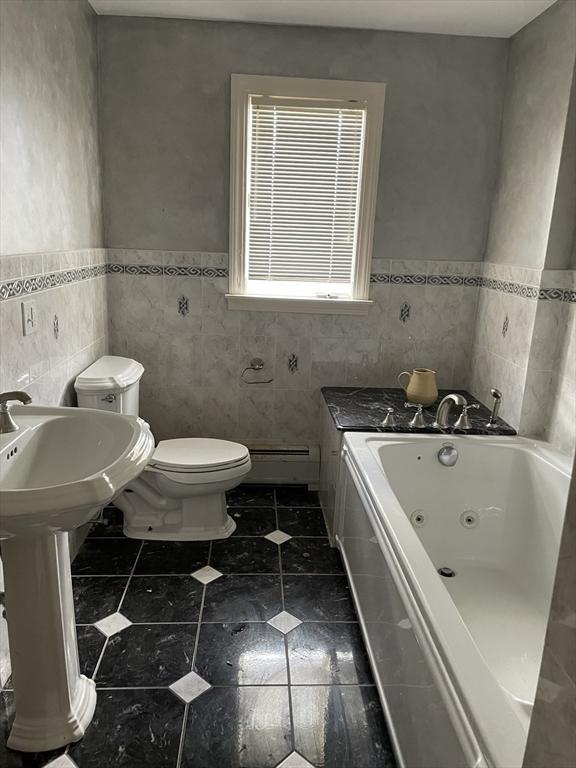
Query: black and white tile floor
[[1, 485, 396, 768]]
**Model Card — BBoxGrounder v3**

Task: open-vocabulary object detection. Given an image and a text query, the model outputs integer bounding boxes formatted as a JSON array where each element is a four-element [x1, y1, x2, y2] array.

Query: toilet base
[[124, 512, 237, 540], [117, 489, 238, 541]]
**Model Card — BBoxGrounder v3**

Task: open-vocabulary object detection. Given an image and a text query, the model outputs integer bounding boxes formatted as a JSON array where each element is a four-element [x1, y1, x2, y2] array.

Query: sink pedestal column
[[2, 531, 97, 751]]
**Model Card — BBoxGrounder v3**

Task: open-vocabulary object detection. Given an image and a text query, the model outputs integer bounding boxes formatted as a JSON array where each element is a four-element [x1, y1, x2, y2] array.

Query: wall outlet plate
[[21, 299, 37, 336]]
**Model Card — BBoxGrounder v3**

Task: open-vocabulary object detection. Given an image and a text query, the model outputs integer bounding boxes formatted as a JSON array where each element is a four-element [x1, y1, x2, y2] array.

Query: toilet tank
[[75, 356, 144, 416]]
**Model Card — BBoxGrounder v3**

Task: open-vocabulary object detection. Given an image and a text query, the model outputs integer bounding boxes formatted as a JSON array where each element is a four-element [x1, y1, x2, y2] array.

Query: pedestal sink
[[0, 404, 155, 752]]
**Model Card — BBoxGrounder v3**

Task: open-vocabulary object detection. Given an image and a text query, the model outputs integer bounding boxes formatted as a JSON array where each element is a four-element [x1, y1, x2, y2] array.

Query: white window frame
[[227, 74, 386, 315]]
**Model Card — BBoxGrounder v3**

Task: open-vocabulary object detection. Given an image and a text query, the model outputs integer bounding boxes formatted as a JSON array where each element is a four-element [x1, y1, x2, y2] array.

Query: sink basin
[[0, 404, 154, 752], [0, 404, 154, 536]]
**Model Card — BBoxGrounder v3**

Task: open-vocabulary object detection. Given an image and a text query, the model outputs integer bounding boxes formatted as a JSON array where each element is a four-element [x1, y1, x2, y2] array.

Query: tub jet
[[438, 566, 456, 578]]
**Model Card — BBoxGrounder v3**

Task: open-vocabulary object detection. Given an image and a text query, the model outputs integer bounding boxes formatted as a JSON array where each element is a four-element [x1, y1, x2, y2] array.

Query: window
[[228, 75, 386, 314]]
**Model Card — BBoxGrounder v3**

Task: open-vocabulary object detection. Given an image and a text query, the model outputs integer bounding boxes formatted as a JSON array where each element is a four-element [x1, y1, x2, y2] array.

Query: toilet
[[75, 356, 251, 540]]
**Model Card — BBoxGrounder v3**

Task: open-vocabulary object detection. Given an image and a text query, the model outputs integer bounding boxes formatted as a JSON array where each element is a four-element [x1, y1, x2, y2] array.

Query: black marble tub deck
[[0, 485, 397, 768], [321, 386, 516, 435]]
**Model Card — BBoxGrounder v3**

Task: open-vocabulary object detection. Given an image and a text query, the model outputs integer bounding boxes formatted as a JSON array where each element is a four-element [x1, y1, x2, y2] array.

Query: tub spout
[[433, 393, 467, 430]]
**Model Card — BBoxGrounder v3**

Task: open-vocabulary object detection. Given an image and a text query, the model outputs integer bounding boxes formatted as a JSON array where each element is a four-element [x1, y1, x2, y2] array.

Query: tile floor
[[0, 485, 397, 768]]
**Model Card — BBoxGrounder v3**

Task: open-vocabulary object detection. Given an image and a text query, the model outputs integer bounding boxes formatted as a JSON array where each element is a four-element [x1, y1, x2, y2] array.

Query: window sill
[[225, 294, 372, 315]]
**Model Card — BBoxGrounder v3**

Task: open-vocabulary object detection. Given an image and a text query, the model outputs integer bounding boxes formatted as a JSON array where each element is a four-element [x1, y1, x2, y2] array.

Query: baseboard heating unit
[[245, 444, 320, 489]]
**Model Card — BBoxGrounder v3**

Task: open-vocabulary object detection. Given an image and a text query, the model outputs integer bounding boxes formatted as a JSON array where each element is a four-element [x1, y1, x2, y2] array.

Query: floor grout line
[[91, 683, 380, 690], [91, 541, 144, 682], [191, 543, 211, 669], [284, 635, 296, 751], [72, 571, 345, 577], [274, 489, 296, 751], [274, 489, 287, 613], [117, 541, 144, 612], [175, 702, 189, 768], [78, 619, 362, 627], [273, 488, 280, 530], [90, 635, 110, 684], [88, 535, 329, 540]]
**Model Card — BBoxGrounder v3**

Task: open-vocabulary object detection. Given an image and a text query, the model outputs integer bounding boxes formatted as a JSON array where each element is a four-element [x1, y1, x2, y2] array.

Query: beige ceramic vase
[[398, 368, 438, 406]]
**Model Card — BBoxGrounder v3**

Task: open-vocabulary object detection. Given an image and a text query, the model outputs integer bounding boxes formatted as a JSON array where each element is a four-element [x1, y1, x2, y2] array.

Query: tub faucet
[[433, 393, 467, 430], [0, 391, 32, 434]]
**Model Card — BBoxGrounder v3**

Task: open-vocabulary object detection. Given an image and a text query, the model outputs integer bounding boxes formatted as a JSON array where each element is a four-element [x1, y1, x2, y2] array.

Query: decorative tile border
[[0, 262, 223, 301], [107, 263, 222, 278], [479, 277, 539, 299], [369, 272, 570, 300], [370, 272, 479, 286], [427, 274, 468, 286], [163, 265, 202, 277], [203, 267, 228, 278], [390, 273, 426, 285], [539, 287, 576, 303], [123, 263, 163, 275], [0, 264, 107, 300], [2, 256, 574, 303]]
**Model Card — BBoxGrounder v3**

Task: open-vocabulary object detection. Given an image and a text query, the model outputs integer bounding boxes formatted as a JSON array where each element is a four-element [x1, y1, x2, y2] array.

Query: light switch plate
[[21, 299, 37, 336]]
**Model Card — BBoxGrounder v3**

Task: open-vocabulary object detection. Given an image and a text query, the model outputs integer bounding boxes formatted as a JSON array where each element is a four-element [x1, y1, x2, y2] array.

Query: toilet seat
[[149, 438, 250, 473]]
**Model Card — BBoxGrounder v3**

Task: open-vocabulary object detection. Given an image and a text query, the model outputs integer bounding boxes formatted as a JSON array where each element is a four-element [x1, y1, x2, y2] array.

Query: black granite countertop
[[321, 387, 516, 435]]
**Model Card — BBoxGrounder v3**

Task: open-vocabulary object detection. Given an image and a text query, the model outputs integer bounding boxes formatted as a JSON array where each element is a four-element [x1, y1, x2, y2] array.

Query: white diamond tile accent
[[277, 751, 316, 768], [45, 755, 79, 768], [191, 565, 223, 584], [94, 611, 132, 638], [169, 670, 211, 703], [265, 529, 292, 545], [267, 611, 302, 634]]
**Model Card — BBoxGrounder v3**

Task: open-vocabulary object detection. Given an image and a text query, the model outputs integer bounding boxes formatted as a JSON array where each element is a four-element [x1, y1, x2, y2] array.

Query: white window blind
[[246, 97, 366, 298]]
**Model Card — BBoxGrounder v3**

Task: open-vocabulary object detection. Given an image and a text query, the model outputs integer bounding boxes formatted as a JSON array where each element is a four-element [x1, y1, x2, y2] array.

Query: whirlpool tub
[[337, 433, 570, 768]]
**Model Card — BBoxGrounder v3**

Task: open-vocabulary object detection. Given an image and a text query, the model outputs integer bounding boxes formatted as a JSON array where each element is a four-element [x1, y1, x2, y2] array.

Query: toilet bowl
[[75, 356, 251, 541], [114, 438, 251, 540]]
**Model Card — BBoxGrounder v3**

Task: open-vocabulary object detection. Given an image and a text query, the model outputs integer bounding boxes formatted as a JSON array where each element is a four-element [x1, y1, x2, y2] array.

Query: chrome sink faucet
[[0, 391, 32, 434], [433, 393, 467, 430]]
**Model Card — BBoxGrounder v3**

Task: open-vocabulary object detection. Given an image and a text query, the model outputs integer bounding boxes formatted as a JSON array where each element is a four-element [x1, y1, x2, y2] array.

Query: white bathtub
[[337, 433, 570, 768]]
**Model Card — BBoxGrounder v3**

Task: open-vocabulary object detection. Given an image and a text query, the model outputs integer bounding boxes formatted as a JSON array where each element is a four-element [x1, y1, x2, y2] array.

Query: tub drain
[[460, 510, 478, 529], [438, 566, 456, 578], [410, 510, 426, 527]]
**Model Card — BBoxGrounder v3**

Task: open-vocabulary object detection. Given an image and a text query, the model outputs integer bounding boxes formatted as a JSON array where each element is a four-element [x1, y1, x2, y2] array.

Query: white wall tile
[[0, 252, 109, 407], [237, 389, 275, 441]]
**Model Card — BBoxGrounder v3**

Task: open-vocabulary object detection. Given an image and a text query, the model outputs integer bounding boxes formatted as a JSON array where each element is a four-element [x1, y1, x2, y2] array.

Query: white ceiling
[[88, 0, 557, 38]]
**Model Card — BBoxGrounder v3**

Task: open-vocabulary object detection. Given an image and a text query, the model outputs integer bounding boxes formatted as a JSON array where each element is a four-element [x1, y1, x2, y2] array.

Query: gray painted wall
[[484, 0, 576, 269], [546, 69, 576, 270], [0, 0, 103, 256], [0, 0, 107, 687], [0, 0, 106, 409], [469, 0, 575, 447], [98, 17, 508, 261]]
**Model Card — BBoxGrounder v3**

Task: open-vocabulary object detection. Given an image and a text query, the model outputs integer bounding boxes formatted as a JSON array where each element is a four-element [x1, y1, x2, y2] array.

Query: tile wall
[[470, 262, 576, 454], [106, 250, 481, 444], [522, 270, 576, 455], [0, 250, 108, 407], [105, 249, 576, 455], [470, 262, 542, 427]]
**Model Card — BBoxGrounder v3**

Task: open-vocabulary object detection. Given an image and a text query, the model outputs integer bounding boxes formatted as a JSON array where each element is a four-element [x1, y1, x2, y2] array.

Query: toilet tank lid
[[75, 356, 144, 393]]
